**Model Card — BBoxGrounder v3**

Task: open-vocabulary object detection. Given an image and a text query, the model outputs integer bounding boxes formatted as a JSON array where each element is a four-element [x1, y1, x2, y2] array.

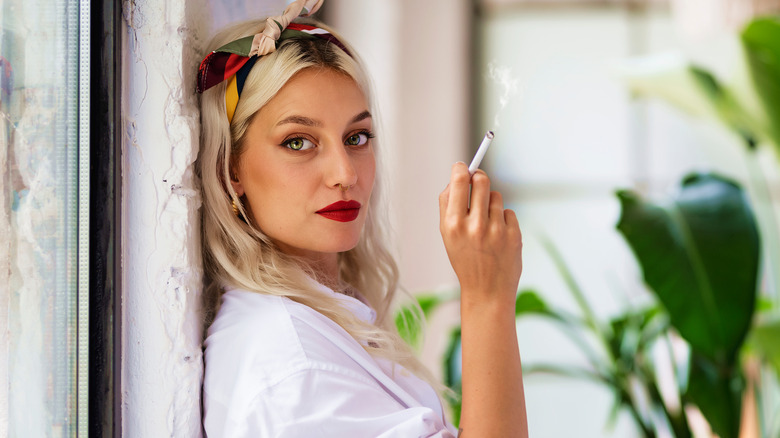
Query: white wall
[[395, 0, 472, 295], [121, 0, 206, 436]]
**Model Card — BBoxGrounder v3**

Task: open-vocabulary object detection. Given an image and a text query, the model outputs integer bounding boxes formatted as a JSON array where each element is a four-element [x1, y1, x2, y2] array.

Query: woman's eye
[[284, 138, 314, 151], [345, 132, 369, 146]]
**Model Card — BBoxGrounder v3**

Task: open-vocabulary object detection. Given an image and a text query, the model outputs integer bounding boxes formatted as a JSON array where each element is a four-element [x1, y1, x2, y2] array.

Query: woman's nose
[[324, 143, 358, 190]]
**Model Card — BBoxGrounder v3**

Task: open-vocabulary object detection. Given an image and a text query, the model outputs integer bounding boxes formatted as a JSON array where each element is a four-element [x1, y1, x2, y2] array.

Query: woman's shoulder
[[207, 288, 295, 335], [206, 286, 364, 346], [203, 290, 305, 394], [202, 287, 374, 401], [204, 288, 321, 370]]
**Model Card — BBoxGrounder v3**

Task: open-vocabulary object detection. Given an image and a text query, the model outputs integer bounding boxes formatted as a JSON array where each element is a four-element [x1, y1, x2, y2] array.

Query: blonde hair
[[197, 17, 440, 392]]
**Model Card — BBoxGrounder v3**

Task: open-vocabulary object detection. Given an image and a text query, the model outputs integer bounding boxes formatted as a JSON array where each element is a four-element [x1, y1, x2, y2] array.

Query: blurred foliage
[[622, 16, 780, 159], [395, 292, 455, 350], [396, 14, 780, 437], [621, 15, 780, 435], [617, 173, 759, 437], [742, 17, 780, 151], [398, 173, 761, 436]]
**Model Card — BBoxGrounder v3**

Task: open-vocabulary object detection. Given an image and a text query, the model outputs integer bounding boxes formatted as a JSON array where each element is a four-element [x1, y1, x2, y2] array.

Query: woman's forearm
[[459, 295, 528, 438]]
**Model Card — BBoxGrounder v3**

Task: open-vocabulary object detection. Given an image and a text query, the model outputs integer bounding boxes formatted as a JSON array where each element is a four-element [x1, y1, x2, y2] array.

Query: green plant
[[397, 17, 780, 438], [616, 173, 760, 437], [622, 16, 780, 308], [398, 172, 768, 437], [620, 15, 780, 434], [396, 15, 780, 437]]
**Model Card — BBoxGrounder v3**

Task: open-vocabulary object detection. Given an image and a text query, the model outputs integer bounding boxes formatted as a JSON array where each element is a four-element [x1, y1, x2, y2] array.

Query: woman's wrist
[[459, 285, 516, 313]]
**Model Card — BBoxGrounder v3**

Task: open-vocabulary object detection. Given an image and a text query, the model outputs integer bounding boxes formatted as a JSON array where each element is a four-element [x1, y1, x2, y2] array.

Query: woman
[[197, 1, 528, 436]]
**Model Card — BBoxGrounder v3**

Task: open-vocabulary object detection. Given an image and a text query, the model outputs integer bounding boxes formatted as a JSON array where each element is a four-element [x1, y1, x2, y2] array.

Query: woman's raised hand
[[438, 162, 523, 308], [438, 162, 529, 437]]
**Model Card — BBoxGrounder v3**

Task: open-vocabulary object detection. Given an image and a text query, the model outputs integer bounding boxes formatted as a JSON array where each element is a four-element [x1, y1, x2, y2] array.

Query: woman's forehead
[[257, 69, 370, 125]]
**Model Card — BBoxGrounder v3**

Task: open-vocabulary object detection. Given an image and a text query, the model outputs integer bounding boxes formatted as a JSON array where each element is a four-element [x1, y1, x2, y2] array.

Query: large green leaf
[[689, 66, 760, 149], [686, 353, 744, 438], [742, 16, 780, 153], [616, 173, 760, 362], [620, 28, 778, 152], [620, 52, 717, 119]]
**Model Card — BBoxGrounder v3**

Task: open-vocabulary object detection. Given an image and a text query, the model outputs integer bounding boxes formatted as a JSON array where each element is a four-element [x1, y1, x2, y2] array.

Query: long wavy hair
[[197, 17, 439, 392]]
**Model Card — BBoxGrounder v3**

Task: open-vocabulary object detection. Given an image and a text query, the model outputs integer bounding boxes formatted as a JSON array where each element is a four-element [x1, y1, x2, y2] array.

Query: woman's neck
[[292, 252, 348, 293], [272, 240, 339, 282]]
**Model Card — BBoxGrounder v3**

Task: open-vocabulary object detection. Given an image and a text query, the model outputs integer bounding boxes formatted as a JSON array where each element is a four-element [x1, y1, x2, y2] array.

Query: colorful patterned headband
[[196, 0, 351, 123]]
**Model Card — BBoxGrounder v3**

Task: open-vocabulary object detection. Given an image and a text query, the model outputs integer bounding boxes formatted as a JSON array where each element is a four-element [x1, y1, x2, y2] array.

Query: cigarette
[[468, 131, 495, 175]]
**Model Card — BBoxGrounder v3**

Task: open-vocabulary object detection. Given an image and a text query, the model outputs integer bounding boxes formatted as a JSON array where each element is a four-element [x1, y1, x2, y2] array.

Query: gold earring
[[232, 199, 239, 217]]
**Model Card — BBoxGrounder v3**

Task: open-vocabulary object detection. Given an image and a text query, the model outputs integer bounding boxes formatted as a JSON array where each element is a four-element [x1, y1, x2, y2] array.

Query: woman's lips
[[316, 200, 362, 222]]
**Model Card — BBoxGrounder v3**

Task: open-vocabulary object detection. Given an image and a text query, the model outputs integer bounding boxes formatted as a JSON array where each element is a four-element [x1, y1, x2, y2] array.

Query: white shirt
[[203, 283, 457, 437]]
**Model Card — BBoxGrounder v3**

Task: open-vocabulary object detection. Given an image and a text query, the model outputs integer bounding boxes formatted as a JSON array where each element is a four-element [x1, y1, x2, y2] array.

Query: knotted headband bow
[[196, 0, 351, 123]]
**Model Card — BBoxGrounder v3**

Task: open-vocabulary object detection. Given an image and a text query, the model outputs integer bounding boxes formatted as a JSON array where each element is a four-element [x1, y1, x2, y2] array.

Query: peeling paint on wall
[[119, 0, 291, 434], [120, 0, 207, 435]]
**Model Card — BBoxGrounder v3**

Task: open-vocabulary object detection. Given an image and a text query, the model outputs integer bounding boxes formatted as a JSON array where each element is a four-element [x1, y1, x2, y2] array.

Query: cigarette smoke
[[487, 62, 520, 128]]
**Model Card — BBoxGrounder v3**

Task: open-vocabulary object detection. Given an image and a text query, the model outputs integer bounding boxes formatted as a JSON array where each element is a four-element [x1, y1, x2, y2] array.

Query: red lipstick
[[316, 200, 361, 222]]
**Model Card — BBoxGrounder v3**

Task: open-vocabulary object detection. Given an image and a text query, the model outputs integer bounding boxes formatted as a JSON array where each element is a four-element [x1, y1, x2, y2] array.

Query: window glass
[[1, 0, 81, 435]]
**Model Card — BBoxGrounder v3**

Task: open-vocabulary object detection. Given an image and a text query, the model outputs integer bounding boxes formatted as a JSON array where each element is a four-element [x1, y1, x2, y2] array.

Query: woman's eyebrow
[[276, 110, 371, 128], [350, 110, 372, 124], [276, 115, 321, 127]]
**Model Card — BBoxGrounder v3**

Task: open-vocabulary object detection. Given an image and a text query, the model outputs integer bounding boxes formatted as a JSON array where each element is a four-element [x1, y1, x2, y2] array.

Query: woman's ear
[[230, 172, 244, 197], [229, 161, 245, 197]]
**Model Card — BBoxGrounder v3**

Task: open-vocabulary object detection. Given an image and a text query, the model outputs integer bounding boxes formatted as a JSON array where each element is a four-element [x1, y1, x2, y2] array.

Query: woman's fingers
[[469, 170, 491, 220], [438, 183, 450, 219], [445, 162, 471, 218], [441, 164, 492, 220], [488, 190, 505, 224], [504, 208, 519, 230], [440, 162, 517, 246]]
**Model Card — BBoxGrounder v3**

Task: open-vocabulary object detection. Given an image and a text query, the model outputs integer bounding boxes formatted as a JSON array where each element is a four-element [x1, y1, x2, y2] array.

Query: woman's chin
[[332, 237, 361, 254]]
